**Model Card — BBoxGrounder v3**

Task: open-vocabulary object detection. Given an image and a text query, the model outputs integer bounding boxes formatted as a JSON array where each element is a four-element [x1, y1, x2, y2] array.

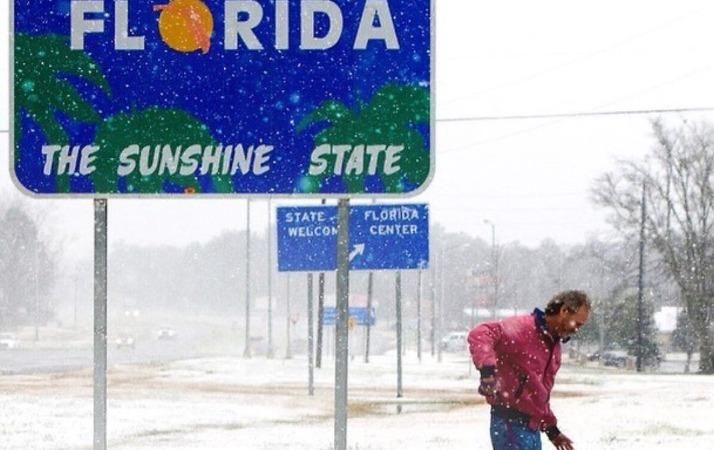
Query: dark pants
[[490, 408, 541, 450]]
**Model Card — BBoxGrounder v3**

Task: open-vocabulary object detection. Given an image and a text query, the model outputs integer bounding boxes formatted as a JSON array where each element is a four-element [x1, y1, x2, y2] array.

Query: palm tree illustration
[[15, 33, 230, 194], [14, 33, 110, 192], [92, 107, 232, 193], [297, 84, 430, 193]]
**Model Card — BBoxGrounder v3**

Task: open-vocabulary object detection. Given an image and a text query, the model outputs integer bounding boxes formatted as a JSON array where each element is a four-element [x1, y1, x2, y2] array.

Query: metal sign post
[[396, 271, 403, 403], [267, 199, 274, 358], [317, 200, 326, 369], [307, 273, 315, 396], [93, 199, 107, 450], [286, 274, 292, 359], [365, 271, 374, 363], [438, 246, 445, 363], [334, 199, 350, 450], [430, 270, 436, 357], [317, 271, 325, 369], [417, 269, 423, 362]]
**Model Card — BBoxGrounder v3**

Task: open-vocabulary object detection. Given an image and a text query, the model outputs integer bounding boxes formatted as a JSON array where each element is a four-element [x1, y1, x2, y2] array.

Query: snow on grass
[[0, 353, 713, 449]]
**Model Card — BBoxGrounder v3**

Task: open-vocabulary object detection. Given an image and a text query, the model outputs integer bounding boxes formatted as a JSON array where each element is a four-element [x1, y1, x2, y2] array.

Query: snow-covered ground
[[1, 353, 713, 449]]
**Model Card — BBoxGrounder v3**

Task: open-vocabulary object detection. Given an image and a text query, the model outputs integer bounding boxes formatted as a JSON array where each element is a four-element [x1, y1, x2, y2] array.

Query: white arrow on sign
[[349, 244, 365, 261]]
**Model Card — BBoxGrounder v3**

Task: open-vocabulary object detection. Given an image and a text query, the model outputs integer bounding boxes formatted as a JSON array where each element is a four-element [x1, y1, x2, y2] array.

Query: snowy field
[[1, 353, 713, 450]]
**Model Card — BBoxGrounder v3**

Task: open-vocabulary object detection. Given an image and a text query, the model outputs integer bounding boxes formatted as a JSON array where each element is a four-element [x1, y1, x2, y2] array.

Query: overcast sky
[[3, 1, 714, 261]]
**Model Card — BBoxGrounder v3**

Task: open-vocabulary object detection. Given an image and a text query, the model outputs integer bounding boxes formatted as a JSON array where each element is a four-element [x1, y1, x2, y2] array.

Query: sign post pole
[[286, 274, 292, 359], [396, 270, 403, 403], [93, 199, 107, 450], [417, 269, 423, 362], [267, 199, 274, 358], [365, 271, 374, 363], [438, 245, 445, 363], [334, 198, 350, 450], [430, 271, 436, 357], [307, 273, 315, 396], [316, 271, 325, 368]]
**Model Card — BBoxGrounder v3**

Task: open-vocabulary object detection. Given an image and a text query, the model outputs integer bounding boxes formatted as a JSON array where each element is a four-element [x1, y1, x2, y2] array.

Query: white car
[[115, 335, 135, 349], [440, 331, 468, 352], [0, 333, 19, 350], [157, 327, 176, 340]]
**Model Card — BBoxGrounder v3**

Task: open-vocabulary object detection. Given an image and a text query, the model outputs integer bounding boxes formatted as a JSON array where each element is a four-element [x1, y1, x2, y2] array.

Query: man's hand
[[478, 375, 497, 397], [549, 432, 574, 450]]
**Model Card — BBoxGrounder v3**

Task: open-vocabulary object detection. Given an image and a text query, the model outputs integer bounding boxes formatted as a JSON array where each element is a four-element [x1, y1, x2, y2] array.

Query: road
[[0, 328, 242, 374]]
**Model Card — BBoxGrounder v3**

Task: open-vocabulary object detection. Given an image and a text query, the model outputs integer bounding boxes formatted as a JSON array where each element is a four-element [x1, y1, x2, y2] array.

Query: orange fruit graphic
[[154, 0, 213, 54]]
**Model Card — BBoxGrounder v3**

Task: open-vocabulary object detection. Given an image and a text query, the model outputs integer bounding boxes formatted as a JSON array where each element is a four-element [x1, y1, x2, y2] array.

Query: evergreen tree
[[607, 294, 661, 368]]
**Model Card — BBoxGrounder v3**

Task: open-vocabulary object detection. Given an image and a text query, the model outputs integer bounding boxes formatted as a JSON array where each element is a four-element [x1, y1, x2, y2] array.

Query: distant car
[[586, 351, 601, 362], [440, 331, 468, 352], [157, 327, 176, 340], [0, 333, 18, 350], [602, 350, 628, 368], [115, 335, 135, 349]]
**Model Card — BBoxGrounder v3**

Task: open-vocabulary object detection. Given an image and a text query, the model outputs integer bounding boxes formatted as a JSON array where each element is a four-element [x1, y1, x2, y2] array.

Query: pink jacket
[[468, 309, 561, 431]]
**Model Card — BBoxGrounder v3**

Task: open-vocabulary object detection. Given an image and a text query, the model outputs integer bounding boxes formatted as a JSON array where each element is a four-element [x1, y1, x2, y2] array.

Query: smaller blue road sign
[[322, 307, 376, 326], [277, 204, 429, 272]]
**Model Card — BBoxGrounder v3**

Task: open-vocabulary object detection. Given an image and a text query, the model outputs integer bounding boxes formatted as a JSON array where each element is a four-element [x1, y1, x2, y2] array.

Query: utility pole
[[598, 267, 606, 366], [484, 220, 497, 319], [636, 182, 646, 372]]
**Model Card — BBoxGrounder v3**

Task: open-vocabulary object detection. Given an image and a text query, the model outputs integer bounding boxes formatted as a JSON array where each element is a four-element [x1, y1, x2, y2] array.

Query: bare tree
[[593, 119, 714, 373]]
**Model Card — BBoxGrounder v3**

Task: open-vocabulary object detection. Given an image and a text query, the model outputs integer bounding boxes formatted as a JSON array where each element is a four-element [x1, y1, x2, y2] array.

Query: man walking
[[468, 290, 591, 450]]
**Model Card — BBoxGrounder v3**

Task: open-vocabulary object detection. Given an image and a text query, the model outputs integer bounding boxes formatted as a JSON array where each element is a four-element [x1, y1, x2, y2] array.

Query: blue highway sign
[[277, 203, 429, 271], [322, 306, 376, 326]]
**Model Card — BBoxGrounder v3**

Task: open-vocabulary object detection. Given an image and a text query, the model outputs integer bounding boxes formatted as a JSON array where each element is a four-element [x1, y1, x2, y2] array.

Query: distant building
[[654, 306, 682, 352], [654, 306, 681, 333]]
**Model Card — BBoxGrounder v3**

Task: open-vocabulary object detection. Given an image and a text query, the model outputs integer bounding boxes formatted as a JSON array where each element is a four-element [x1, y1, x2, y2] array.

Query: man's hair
[[544, 290, 591, 316]]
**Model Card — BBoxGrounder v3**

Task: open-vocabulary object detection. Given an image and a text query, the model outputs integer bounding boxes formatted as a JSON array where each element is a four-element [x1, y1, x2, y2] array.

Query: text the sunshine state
[[40, 143, 405, 177]]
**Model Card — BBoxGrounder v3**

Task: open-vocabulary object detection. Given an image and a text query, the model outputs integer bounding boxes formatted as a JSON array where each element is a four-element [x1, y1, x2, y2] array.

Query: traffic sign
[[277, 203, 429, 271], [322, 306, 376, 326], [11, 0, 433, 196]]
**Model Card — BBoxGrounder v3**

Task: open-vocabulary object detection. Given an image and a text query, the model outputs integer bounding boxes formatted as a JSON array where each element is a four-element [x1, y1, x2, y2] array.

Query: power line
[[2, 107, 713, 133], [436, 107, 714, 123]]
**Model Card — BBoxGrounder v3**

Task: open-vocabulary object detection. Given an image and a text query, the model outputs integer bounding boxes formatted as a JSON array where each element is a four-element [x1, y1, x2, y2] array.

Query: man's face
[[555, 306, 590, 338]]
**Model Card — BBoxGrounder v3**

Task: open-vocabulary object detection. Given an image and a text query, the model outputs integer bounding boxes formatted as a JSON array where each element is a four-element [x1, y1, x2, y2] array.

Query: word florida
[[70, 0, 401, 52]]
